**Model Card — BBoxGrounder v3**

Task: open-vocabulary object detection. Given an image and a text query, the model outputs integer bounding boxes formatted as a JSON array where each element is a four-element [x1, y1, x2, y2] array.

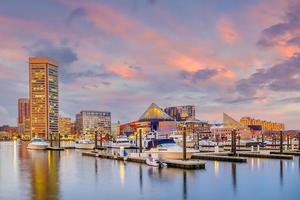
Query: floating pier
[[236, 152, 293, 160], [82, 152, 206, 170], [191, 153, 247, 163], [47, 146, 65, 151], [270, 151, 300, 156]]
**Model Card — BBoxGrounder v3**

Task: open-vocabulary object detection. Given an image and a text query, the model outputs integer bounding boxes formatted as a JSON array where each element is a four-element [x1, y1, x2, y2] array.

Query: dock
[[191, 153, 247, 163], [47, 146, 65, 151], [236, 152, 293, 160], [82, 152, 206, 169], [270, 151, 300, 156]]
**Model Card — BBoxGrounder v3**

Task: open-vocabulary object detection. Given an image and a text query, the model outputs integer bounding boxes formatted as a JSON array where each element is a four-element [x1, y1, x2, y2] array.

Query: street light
[[182, 124, 187, 160]]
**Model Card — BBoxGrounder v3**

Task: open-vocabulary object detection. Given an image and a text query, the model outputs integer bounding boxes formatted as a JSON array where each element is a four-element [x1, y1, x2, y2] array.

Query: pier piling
[[183, 125, 187, 160], [280, 131, 283, 154]]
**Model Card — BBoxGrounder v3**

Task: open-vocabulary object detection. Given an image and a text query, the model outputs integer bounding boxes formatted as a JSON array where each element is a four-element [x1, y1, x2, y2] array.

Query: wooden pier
[[236, 152, 293, 160], [47, 147, 65, 151], [82, 152, 206, 170], [191, 153, 247, 163]]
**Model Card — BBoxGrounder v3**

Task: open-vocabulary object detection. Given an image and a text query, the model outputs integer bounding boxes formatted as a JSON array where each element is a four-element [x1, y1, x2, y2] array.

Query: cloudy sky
[[0, 0, 300, 129]]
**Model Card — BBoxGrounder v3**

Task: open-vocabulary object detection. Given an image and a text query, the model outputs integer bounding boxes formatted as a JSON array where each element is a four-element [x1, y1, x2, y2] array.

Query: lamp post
[[139, 129, 142, 154], [183, 124, 187, 160], [100, 130, 103, 148], [94, 130, 98, 151], [58, 132, 61, 148], [231, 129, 236, 156], [280, 131, 283, 154]]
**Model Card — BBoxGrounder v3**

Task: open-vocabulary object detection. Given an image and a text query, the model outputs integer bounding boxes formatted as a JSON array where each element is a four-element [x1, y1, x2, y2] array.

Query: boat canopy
[[146, 138, 176, 149]]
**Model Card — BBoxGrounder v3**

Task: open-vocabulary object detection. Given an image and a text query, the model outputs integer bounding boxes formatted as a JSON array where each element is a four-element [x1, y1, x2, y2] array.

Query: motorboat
[[27, 138, 49, 150], [169, 134, 195, 148], [75, 138, 95, 149], [145, 139, 198, 160], [111, 135, 134, 148]]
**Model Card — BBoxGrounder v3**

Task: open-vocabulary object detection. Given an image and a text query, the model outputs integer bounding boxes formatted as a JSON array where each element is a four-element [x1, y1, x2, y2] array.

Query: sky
[[0, 0, 299, 129]]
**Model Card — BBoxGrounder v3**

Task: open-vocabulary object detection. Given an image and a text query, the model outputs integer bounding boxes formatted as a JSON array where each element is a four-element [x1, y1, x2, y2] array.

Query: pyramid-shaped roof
[[223, 113, 245, 129], [139, 103, 174, 121]]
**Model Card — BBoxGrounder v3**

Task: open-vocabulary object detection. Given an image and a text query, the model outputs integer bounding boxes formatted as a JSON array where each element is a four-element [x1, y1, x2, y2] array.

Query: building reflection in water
[[214, 161, 219, 176], [231, 163, 237, 192], [119, 162, 125, 185], [20, 144, 60, 200]]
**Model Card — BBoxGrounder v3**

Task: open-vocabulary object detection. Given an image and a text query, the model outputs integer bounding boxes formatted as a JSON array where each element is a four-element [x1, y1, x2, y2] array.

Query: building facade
[[76, 111, 111, 136], [164, 105, 195, 121], [17, 98, 30, 139], [29, 57, 59, 140], [240, 117, 285, 131], [58, 116, 71, 138]]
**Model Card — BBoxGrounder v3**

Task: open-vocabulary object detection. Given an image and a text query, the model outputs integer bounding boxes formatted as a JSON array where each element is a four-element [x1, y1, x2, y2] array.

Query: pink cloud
[[217, 17, 239, 45]]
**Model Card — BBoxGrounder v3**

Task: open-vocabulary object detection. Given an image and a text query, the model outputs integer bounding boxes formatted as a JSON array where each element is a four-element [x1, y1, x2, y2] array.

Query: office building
[[17, 98, 30, 139], [76, 111, 111, 136], [164, 105, 196, 121], [240, 117, 285, 131], [29, 57, 59, 140]]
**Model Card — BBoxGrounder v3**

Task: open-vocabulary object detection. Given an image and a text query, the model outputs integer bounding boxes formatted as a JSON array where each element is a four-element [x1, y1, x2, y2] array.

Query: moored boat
[[111, 135, 134, 148], [145, 139, 198, 160], [75, 138, 94, 149], [27, 138, 49, 150]]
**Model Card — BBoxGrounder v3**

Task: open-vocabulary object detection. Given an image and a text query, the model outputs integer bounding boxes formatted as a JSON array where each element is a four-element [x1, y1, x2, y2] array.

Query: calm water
[[0, 142, 300, 200]]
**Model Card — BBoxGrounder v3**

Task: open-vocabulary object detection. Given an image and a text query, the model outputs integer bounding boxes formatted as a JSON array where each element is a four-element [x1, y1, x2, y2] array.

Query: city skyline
[[0, 0, 300, 129]]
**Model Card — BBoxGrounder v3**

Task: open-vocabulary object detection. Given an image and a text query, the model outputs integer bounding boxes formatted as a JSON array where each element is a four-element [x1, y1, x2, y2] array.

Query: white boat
[[75, 138, 95, 149], [27, 138, 49, 150], [145, 139, 198, 160], [111, 135, 133, 148], [146, 157, 160, 167], [170, 134, 195, 148]]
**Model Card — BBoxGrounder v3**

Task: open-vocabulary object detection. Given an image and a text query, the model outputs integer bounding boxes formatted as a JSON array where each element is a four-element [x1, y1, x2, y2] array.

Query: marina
[[1, 141, 300, 200]]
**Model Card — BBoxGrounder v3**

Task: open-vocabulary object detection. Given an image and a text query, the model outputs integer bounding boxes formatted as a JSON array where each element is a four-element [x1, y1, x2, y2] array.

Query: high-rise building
[[164, 105, 195, 121], [75, 111, 111, 135], [29, 57, 59, 140], [17, 98, 30, 138]]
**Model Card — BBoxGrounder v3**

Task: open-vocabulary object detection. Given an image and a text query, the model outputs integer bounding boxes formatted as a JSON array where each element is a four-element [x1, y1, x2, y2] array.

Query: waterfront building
[[75, 111, 111, 136], [29, 57, 59, 140], [58, 116, 71, 138], [120, 103, 176, 137], [240, 117, 285, 131], [0, 125, 18, 140], [210, 113, 251, 140], [177, 120, 210, 136], [164, 105, 196, 121], [17, 98, 30, 139]]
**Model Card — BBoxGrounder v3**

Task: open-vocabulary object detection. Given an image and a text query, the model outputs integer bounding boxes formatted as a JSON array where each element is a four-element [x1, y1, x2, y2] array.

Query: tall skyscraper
[[29, 57, 59, 140], [17, 98, 30, 139]]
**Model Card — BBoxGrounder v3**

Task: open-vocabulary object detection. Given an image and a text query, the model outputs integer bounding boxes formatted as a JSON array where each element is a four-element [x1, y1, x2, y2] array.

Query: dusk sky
[[0, 0, 300, 129]]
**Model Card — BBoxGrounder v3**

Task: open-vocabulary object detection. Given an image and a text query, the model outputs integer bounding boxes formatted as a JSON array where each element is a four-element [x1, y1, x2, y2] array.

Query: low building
[[210, 113, 251, 140], [75, 111, 111, 137], [58, 116, 72, 139], [240, 117, 285, 131], [164, 105, 195, 121]]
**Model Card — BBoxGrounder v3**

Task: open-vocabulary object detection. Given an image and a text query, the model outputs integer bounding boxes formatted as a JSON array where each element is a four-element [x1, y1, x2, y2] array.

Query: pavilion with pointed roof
[[138, 103, 174, 122]]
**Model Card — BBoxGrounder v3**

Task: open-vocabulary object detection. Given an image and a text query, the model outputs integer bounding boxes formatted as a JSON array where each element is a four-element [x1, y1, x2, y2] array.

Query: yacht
[[75, 138, 95, 149], [145, 139, 198, 160], [111, 135, 133, 148], [27, 138, 49, 150], [169, 134, 195, 148]]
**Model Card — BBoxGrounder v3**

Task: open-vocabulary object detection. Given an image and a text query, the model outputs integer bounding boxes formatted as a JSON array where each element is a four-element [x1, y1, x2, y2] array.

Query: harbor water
[[1, 141, 300, 200]]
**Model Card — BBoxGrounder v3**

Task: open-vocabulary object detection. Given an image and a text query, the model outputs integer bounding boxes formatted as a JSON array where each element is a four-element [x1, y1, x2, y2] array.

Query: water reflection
[[214, 161, 219, 176], [139, 165, 143, 194], [280, 160, 283, 187], [119, 162, 125, 185], [182, 171, 187, 200], [231, 163, 237, 192]]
